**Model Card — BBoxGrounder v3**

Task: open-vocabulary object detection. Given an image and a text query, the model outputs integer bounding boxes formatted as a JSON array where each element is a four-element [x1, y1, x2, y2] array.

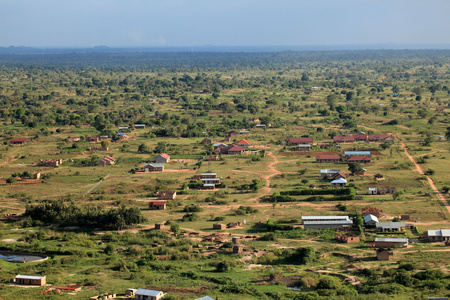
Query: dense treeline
[[24, 200, 145, 229]]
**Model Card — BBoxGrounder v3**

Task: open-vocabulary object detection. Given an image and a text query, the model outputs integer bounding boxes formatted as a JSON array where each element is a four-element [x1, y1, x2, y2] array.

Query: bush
[[181, 213, 199, 222], [183, 204, 202, 212], [216, 261, 232, 272]]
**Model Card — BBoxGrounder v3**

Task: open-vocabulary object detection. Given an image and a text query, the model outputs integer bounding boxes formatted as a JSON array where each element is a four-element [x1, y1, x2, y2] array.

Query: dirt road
[[396, 136, 450, 214]]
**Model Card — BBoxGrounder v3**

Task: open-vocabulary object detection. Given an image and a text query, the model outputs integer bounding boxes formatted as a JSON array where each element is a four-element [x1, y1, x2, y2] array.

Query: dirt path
[[395, 135, 450, 214]]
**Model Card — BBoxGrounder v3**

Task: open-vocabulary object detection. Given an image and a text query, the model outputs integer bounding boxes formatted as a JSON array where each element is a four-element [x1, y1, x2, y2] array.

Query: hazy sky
[[2, 0, 450, 48]]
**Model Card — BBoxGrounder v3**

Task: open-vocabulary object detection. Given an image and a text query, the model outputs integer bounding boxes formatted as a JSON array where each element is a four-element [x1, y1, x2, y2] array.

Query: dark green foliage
[[181, 213, 199, 222], [235, 206, 259, 215], [25, 200, 145, 229], [183, 204, 202, 212]]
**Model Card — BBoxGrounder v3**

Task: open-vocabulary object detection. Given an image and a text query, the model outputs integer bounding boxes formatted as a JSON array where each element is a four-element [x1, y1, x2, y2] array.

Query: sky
[[1, 0, 450, 49]]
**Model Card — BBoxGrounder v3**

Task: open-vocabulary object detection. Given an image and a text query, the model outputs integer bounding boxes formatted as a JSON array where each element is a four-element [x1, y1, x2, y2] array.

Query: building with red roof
[[148, 201, 166, 210], [98, 156, 115, 166], [9, 138, 26, 145], [316, 155, 341, 163], [348, 156, 371, 163], [153, 153, 170, 163], [223, 144, 245, 155], [236, 139, 252, 149], [289, 137, 314, 145]]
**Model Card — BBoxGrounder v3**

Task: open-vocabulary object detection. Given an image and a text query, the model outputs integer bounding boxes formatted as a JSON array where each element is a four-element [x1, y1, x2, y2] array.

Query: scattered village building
[[233, 245, 244, 254], [376, 248, 393, 260], [213, 224, 226, 230], [255, 124, 266, 128], [98, 156, 115, 166], [362, 206, 384, 218], [344, 151, 371, 158], [34, 172, 41, 179], [134, 288, 165, 300], [302, 216, 353, 230], [297, 144, 311, 152], [228, 131, 239, 136], [40, 159, 63, 167], [335, 233, 360, 243], [125, 289, 137, 297], [288, 137, 314, 145], [320, 169, 341, 177], [153, 153, 170, 163], [148, 201, 166, 210], [423, 229, 450, 242], [331, 171, 346, 180], [369, 187, 396, 195], [13, 275, 46, 286], [333, 136, 354, 143], [68, 136, 80, 142], [202, 178, 221, 185], [200, 173, 217, 179], [249, 117, 260, 122], [86, 136, 99, 142], [9, 138, 27, 145], [347, 156, 371, 163], [134, 124, 146, 129], [373, 237, 409, 248], [203, 184, 215, 190], [240, 130, 250, 134], [316, 155, 341, 163], [156, 191, 177, 200], [144, 163, 164, 172], [364, 214, 379, 226], [368, 134, 392, 142], [376, 222, 405, 232], [223, 144, 245, 155], [117, 132, 129, 140], [331, 178, 347, 188], [118, 126, 129, 130], [201, 138, 213, 144], [236, 139, 252, 149]]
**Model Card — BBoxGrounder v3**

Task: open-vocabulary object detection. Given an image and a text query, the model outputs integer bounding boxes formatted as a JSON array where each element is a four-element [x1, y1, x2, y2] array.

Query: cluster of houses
[[148, 191, 177, 210], [191, 172, 221, 190], [287, 133, 393, 152], [316, 151, 372, 164], [141, 153, 171, 172]]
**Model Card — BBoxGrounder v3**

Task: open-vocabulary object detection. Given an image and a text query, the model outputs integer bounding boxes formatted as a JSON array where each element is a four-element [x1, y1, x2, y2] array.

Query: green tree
[[348, 162, 363, 174], [138, 143, 149, 153], [154, 142, 166, 153], [326, 94, 338, 110], [170, 224, 180, 236], [101, 140, 110, 149]]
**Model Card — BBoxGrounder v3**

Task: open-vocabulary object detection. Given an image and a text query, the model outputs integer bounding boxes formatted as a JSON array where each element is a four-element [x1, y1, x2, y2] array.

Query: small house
[[302, 216, 353, 230], [228, 131, 239, 136], [135, 288, 165, 300], [376, 248, 393, 260], [98, 156, 115, 166], [288, 137, 314, 145], [331, 171, 346, 180], [203, 184, 215, 190], [363, 214, 379, 226], [201, 138, 213, 144], [236, 139, 252, 149], [118, 126, 129, 130], [373, 237, 408, 248], [213, 224, 226, 230], [249, 117, 260, 122], [200, 173, 217, 179], [40, 159, 63, 167], [331, 178, 347, 188], [335, 233, 360, 243], [233, 245, 244, 254], [202, 178, 221, 185], [9, 138, 27, 145], [348, 156, 371, 164], [144, 163, 164, 172], [117, 132, 129, 140], [368, 134, 392, 142], [125, 289, 137, 297], [240, 130, 250, 134], [255, 124, 266, 128], [223, 145, 245, 155], [68, 136, 80, 142], [333, 136, 354, 143], [320, 169, 340, 177], [148, 201, 166, 210], [154, 223, 165, 230], [376, 222, 405, 232], [207, 155, 219, 161], [424, 229, 450, 242], [156, 191, 177, 200], [316, 155, 341, 163], [134, 124, 146, 129], [297, 144, 311, 152], [153, 153, 170, 163], [13, 275, 46, 286]]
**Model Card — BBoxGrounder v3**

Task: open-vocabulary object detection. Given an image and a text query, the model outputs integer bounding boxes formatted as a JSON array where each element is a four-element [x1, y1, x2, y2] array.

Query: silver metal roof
[[201, 173, 216, 176], [15, 275, 45, 280], [376, 222, 405, 228], [364, 214, 379, 223], [374, 237, 409, 243], [304, 220, 353, 225], [302, 216, 349, 221], [146, 163, 164, 168], [196, 297, 215, 300], [331, 178, 347, 183], [320, 169, 340, 174], [427, 229, 450, 237], [135, 289, 163, 296]]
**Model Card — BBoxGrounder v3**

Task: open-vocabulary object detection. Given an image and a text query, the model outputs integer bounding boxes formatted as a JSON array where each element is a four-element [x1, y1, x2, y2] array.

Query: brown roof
[[226, 145, 245, 152], [9, 139, 26, 142], [148, 201, 166, 206], [159, 153, 170, 159], [237, 139, 251, 145]]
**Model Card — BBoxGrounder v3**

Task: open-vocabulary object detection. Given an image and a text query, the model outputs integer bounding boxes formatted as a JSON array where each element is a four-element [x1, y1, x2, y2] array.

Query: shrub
[[181, 213, 199, 222]]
